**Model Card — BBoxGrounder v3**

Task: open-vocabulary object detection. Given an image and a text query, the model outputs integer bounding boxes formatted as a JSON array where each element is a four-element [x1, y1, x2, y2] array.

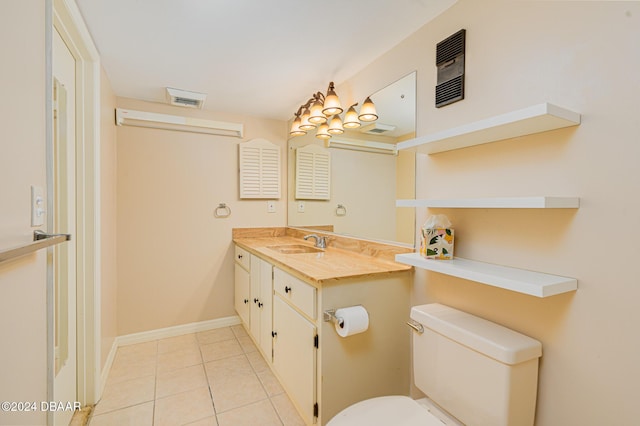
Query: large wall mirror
[[287, 72, 416, 246]]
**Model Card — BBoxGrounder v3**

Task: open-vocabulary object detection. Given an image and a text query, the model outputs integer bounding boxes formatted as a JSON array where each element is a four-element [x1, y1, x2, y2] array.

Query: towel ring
[[336, 204, 347, 216], [215, 203, 231, 218]]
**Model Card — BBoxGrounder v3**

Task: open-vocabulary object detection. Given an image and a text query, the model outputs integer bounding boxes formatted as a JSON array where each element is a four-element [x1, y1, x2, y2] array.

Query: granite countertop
[[233, 235, 412, 286]]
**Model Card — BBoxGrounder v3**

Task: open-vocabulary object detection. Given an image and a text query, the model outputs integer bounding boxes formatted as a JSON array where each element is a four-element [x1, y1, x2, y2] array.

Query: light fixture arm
[[293, 92, 325, 118]]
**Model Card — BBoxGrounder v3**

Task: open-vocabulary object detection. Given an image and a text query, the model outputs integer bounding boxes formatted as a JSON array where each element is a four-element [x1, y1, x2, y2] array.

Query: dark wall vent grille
[[436, 29, 466, 65], [435, 29, 466, 108], [436, 75, 464, 107]]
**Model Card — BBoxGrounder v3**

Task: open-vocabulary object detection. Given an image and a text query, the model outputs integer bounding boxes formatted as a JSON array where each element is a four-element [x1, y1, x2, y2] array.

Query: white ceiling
[[76, 0, 456, 121]]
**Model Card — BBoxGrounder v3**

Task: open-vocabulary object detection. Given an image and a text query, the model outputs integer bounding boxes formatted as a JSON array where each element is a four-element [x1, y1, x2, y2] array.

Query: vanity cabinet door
[[273, 295, 317, 425], [250, 255, 273, 360], [234, 262, 250, 326]]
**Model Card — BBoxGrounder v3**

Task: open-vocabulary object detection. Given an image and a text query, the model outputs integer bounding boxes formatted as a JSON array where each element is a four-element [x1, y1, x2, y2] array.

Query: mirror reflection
[[287, 72, 416, 245]]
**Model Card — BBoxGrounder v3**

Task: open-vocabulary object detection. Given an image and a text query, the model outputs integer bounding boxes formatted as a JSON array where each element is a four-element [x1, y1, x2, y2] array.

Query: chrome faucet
[[303, 234, 327, 249]]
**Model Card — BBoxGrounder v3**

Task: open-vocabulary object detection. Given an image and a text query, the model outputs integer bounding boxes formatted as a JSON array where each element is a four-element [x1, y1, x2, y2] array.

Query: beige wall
[[116, 98, 287, 335], [340, 1, 640, 424], [0, 2, 48, 425], [100, 67, 118, 369]]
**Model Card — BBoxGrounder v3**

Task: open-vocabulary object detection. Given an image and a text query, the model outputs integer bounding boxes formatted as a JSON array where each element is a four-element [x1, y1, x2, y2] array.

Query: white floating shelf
[[395, 253, 577, 298], [397, 103, 580, 154], [396, 196, 580, 209]]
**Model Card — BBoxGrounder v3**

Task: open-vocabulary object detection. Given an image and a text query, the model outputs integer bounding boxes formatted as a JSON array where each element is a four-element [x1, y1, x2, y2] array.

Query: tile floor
[[89, 325, 306, 426]]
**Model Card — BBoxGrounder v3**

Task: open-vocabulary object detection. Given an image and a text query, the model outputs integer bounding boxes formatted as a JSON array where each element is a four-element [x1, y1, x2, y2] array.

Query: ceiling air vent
[[435, 29, 466, 108], [359, 122, 396, 135], [166, 87, 207, 109]]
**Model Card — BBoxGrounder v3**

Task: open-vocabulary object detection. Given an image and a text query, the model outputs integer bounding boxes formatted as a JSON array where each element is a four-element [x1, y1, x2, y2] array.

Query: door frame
[[47, 0, 102, 419]]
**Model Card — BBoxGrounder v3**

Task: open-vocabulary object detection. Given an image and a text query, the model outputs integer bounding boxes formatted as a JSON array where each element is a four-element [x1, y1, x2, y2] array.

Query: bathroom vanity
[[233, 227, 413, 425]]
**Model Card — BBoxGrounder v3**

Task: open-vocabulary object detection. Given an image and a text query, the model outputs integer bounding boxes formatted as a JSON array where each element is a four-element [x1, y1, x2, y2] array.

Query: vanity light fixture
[[315, 123, 331, 140], [289, 82, 378, 140], [343, 104, 361, 129], [358, 96, 378, 122]]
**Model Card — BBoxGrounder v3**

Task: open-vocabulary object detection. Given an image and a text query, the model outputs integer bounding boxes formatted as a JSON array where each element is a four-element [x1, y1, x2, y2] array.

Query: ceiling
[[76, 0, 456, 121]]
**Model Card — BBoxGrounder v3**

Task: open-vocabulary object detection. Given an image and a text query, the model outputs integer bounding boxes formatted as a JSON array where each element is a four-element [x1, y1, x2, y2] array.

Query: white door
[[52, 28, 77, 426]]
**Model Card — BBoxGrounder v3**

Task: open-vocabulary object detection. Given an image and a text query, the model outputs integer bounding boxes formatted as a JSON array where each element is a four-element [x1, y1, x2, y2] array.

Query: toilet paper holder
[[323, 309, 345, 329]]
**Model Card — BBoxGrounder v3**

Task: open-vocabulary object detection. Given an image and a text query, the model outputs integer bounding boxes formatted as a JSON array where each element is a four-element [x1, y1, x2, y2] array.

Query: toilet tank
[[410, 304, 542, 426]]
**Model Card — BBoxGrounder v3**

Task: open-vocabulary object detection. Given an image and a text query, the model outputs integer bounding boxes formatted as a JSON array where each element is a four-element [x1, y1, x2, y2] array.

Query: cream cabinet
[[273, 268, 318, 424], [250, 254, 273, 360], [234, 244, 411, 425], [233, 246, 250, 326]]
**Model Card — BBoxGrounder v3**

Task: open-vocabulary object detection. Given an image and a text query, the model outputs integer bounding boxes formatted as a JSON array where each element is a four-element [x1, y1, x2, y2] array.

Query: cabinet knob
[[284, 286, 291, 293], [258, 302, 263, 308], [271, 331, 277, 338], [238, 254, 243, 259], [254, 298, 259, 303], [244, 299, 249, 304]]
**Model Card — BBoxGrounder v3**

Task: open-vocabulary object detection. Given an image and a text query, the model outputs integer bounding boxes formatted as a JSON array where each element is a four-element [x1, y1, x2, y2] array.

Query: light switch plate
[[267, 200, 276, 213], [31, 185, 45, 227], [297, 201, 305, 213]]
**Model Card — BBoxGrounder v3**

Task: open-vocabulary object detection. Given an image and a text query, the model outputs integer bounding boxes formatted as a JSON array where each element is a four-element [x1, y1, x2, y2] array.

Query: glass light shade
[[308, 99, 327, 124], [322, 84, 343, 116], [315, 123, 331, 140], [327, 115, 344, 135], [358, 96, 378, 122], [289, 116, 306, 137], [343, 105, 361, 129], [299, 108, 316, 131]]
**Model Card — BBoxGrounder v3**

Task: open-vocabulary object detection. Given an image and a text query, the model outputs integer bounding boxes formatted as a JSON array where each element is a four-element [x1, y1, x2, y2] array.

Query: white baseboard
[[116, 315, 241, 347], [98, 338, 118, 398]]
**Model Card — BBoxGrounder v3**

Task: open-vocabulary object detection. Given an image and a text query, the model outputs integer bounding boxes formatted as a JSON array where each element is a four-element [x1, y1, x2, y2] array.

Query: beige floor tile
[[156, 364, 208, 399], [204, 355, 253, 382], [154, 387, 215, 426], [200, 339, 244, 363], [107, 354, 157, 384], [271, 393, 306, 426], [90, 401, 154, 426], [157, 346, 202, 373], [209, 371, 268, 413], [196, 327, 235, 345], [246, 350, 270, 373], [236, 335, 258, 354], [116, 341, 158, 361], [93, 375, 155, 416], [216, 399, 281, 426], [230, 324, 249, 339], [185, 416, 218, 426], [257, 369, 285, 397], [158, 333, 199, 354]]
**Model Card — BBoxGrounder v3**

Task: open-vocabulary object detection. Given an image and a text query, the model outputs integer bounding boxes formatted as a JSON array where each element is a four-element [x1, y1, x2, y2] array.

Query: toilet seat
[[326, 395, 444, 426]]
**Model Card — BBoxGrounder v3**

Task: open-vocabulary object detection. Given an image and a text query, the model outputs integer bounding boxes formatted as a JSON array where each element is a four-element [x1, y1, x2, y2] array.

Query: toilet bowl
[[326, 303, 542, 426], [327, 395, 458, 426]]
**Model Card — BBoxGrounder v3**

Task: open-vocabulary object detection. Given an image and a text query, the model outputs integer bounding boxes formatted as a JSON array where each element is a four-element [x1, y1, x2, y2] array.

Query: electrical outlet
[[31, 185, 45, 227], [267, 201, 276, 213], [297, 201, 305, 213]]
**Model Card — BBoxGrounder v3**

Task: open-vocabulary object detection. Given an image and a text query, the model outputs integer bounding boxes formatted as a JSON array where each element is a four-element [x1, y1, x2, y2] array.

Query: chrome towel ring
[[214, 203, 231, 218]]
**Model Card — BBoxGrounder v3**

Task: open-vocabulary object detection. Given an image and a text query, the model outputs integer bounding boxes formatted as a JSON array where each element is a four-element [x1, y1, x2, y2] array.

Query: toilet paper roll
[[335, 305, 369, 337]]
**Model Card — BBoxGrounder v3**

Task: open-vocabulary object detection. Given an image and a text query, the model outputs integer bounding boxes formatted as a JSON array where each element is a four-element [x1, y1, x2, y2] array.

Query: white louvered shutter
[[295, 144, 331, 200], [239, 139, 281, 199]]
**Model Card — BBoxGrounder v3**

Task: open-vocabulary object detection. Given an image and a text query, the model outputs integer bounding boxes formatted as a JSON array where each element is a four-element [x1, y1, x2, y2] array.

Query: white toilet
[[327, 303, 542, 426]]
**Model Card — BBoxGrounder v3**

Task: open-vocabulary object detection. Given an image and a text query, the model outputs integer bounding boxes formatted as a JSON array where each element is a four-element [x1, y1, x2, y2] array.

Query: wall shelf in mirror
[[396, 196, 580, 209], [395, 253, 577, 297], [397, 103, 580, 154]]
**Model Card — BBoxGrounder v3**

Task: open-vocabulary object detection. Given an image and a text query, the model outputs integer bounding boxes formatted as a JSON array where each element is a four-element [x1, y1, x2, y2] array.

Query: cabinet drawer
[[274, 268, 316, 320], [235, 245, 250, 271]]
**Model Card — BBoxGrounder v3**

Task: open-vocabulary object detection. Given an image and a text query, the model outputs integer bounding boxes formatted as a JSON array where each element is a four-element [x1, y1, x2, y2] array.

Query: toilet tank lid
[[411, 304, 542, 365]]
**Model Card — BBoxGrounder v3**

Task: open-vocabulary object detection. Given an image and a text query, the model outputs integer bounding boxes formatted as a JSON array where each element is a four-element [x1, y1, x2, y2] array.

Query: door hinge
[[313, 402, 318, 418], [313, 334, 319, 349]]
